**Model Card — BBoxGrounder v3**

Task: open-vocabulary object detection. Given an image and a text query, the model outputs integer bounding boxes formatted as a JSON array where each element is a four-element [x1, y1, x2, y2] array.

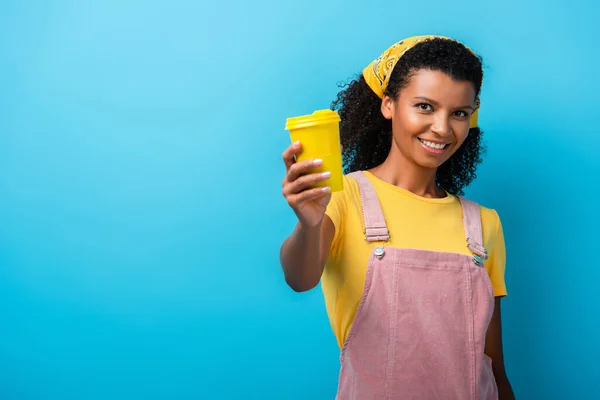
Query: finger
[[287, 158, 323, 182], [282, 141, 301, 171], [287, 186, 331, 208], [286, 171, 331, 195]]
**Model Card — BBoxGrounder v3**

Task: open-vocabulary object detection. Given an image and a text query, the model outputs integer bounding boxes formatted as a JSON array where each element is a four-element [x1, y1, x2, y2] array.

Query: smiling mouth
[[418, 138, 450, 152]]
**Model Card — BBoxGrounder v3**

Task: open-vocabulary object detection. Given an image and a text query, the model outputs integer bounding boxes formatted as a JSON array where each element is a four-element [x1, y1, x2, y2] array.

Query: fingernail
[[313, 159, 323, 166], [322, 187, 330, 193], [321, 171, 331, 178], [294, 141, 301, 147]]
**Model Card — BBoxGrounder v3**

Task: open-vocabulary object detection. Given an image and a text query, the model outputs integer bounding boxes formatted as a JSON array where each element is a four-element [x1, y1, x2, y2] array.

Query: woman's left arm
[[485, 297, 515, 400]]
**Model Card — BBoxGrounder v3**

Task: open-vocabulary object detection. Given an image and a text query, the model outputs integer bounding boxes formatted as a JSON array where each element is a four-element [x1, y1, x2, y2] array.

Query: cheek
[[394, 110, 427, 136], [454, 126, 471, 145]]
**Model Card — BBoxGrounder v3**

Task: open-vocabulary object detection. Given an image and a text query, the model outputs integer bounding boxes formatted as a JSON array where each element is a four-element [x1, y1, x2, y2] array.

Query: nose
[[430, 114, 451, 137]]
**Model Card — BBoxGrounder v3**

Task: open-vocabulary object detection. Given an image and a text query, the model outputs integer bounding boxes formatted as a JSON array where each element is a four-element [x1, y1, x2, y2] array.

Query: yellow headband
[[363, 35, 480, 129]]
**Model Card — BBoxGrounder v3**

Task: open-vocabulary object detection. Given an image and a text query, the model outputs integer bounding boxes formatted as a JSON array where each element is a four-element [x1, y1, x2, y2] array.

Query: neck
[[368, 147, 446, 199]]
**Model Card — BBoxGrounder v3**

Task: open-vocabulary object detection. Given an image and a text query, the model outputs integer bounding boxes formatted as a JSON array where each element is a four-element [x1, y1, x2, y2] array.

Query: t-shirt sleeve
[[324, 176, 349, 259], [486, 210, 508, 297]]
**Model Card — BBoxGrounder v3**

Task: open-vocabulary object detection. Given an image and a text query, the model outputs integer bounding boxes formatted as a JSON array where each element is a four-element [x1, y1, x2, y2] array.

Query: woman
[[280, 35, 515, 399]]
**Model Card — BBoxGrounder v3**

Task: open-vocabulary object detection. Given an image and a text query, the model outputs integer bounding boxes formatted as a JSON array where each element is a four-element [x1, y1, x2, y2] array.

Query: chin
[[413, 146, 453, 169], [415, 158, 446, 169]]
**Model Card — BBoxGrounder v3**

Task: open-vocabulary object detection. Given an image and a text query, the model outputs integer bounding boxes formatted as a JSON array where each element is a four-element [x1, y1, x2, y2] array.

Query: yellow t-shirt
[[322, 171, 507, 349]]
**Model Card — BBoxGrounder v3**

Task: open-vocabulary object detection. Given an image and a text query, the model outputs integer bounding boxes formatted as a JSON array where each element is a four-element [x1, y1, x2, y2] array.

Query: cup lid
[[285, 109, 340, 130]]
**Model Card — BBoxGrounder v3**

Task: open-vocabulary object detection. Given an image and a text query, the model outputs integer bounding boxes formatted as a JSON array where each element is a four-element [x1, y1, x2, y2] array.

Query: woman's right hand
[[282, 141, 332, 228]]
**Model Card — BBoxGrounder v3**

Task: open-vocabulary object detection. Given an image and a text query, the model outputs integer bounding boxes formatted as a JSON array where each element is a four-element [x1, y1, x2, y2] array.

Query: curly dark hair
[[331, 38, 485, 195]]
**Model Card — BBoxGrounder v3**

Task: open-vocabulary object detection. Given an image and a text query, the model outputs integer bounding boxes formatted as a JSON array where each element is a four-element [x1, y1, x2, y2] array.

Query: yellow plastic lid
[[285, 109, 341, 130]]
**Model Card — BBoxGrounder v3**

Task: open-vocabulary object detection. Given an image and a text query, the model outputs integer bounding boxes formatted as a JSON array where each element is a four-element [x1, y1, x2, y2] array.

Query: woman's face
[[381, 69, 477, 170]]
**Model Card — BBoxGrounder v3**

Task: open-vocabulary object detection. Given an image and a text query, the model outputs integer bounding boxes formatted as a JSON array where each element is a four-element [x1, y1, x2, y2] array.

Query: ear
[[381, 95, 394, 120]]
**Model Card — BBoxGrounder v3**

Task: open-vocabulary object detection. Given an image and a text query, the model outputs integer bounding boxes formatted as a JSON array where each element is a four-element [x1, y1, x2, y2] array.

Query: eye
[[416, 103, 433, 111], [453, 110, 469, 118]]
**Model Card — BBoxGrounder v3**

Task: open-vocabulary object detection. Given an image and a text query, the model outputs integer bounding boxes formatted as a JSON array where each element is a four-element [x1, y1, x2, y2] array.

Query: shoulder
[[459, 196, 502, 232], [341, 172, 361, 193], [324, 173, 365, 258], [328, 173, 361, 208], [325, 172, 375, 227], [478, 204, 502, 236], [325, 173, 359, 220], [470, 202, 507, 296], [466, 200, 505, 253]]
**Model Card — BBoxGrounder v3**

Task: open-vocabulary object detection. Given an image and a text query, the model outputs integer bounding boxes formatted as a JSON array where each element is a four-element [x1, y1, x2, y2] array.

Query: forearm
[[495, 371, 515, 400], [280, 222, 324, 292]]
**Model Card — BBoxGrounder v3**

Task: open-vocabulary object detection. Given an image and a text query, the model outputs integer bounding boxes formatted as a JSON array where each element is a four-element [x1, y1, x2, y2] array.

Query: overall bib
[[336, 171, 498, 400]]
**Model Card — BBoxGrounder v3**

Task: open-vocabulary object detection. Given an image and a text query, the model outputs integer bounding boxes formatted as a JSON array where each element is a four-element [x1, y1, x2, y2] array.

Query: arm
[[485, 297, 515, 399], [279, 141, 336, 292], [280, 216, 335, 292]]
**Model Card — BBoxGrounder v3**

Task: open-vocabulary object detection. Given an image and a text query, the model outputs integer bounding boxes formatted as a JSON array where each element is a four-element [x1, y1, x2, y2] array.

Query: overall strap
[[458, 197, 488, 264], [347, 171, 389, 243]]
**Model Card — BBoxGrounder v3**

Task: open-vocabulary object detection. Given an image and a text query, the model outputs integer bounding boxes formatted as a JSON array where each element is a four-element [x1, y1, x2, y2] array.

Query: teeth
[[421, 140, 447, 150]]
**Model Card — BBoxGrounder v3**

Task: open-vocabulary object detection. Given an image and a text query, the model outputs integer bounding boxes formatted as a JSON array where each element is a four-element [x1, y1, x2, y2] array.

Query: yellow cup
[[285, 109, 344, 192]]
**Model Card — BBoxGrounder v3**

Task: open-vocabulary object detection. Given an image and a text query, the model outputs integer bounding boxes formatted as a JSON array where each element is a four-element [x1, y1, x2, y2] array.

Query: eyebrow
[[413, 96, 474, 110]]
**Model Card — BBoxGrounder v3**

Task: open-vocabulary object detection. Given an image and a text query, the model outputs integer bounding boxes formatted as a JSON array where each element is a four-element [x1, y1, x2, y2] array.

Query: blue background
[[1, 1, 599, 399]]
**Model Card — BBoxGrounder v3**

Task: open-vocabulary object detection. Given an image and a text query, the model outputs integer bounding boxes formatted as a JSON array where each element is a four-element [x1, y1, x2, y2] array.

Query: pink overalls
[[336, 171, 498, 400]]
